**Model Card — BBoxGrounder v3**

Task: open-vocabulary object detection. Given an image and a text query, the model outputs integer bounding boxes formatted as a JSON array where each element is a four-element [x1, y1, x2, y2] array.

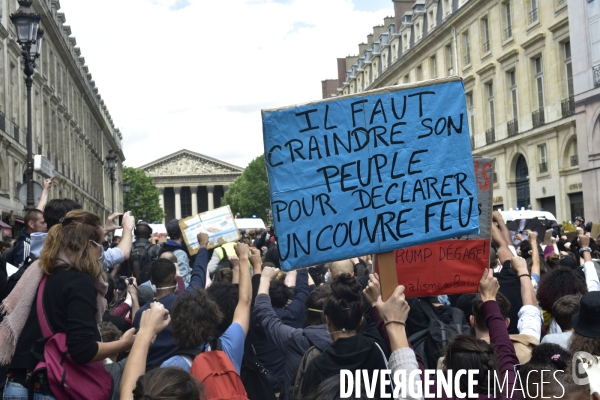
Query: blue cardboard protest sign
[[262, 77, 479, 271]]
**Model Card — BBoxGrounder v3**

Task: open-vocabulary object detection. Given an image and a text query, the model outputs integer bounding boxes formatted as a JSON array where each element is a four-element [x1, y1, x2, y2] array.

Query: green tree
[[222, 155, 270, 221], [122, 166, 165, 223]]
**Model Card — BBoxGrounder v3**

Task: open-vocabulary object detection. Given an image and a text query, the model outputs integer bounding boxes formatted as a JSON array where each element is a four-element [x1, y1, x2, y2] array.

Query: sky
[[58, 0, 394, 169]]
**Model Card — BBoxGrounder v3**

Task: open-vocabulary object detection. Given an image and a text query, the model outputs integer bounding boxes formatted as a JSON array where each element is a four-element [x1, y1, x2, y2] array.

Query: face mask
[[151, 284, 177, 295], [90, 240, 105, 262]]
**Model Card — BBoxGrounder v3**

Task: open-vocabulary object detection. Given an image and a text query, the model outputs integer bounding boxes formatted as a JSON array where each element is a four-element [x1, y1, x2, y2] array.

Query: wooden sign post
[[377, 251, 399, 301]]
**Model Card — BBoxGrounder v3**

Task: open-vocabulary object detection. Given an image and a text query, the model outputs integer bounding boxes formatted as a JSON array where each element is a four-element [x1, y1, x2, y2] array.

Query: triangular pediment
[[139, 149, 244, 177]]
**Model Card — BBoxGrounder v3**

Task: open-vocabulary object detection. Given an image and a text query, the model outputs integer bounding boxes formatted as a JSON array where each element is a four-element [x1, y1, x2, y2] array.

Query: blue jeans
[[3, 380, 55, 400]]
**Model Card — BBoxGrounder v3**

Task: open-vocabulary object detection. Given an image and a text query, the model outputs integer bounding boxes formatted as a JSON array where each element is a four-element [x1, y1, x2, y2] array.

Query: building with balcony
[[328, 0, 580, 221], [0, 0, 124, 236], [569, 0, 600, 223]]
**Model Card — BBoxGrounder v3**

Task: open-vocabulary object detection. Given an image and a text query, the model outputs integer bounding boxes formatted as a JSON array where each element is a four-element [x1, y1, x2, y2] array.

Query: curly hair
[[99, 322, 122, 343], [172, 289, 223, 349], [537, 267, 587, 311], [323, 273, 363, 331], [132, 367, 205, 400], [206, 282, 238, 336], [520, 343, 589, 398], [442, 335, 499, 395], [40, 210, 105, 280]]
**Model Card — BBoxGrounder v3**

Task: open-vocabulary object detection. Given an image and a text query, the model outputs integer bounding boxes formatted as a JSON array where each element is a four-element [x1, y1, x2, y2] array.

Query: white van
[[498, 209, 558, 228]]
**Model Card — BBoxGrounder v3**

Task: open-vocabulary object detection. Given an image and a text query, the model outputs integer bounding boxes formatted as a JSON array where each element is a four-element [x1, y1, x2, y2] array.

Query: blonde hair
[[40, 210, 105, 280]]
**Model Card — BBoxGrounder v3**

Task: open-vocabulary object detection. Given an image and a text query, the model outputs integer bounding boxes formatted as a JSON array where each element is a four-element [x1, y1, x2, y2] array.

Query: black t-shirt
[[495, 260, 522, 334], [11, 266, 101, 370], [405, 298, 464, 338]]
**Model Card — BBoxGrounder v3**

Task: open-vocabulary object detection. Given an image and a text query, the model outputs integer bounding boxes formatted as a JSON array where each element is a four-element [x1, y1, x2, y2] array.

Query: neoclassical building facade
[[140, 150, 243, 222], [0, 0, 124, 230], [329, 0, 581, 222]]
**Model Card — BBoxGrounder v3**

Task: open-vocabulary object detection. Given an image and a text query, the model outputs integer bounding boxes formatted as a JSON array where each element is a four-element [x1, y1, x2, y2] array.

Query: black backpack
[[288, 341, 322, 400], [407, 301, 472, 369], [128, 241, 158, 283], [0, 253, 38, 310], [239, 340, 278, 400]]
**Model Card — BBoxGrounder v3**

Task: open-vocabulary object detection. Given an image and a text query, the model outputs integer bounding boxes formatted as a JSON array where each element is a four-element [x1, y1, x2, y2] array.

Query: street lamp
[[105, 149, 117, 212], [134, 197, 140, 217], [123, 179, 130, 211], [11, 1, 43, 209], [142, 209, 147, 220]]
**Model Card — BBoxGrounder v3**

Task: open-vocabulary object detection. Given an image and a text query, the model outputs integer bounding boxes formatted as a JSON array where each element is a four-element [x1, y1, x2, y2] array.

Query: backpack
[[407, 301, 472, 369], [32, 275, 113, 400], [239, 340, 278, 400], [0, 254, 38, 306], [128, 241, 157, 283], [288, 344, 322, 400], [181, 339, 249, 400]]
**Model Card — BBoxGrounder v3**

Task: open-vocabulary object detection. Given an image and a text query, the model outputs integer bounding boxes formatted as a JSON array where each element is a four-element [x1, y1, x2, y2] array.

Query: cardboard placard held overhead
[[262, 77, 480, 271], [591, 223, 600, 240], [178, 206, 240, 255], [377, 157, 493, 298]]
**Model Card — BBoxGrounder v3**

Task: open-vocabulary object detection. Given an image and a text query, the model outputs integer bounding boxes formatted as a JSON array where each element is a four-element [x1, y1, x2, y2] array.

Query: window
[[534, 56, 545, 108], [565, 41, 574, 98], [416, 23, 421, 41], [416, 65, 423, 80], [404, 74, 410, 83], [508, 70, 518, 119], [529, 0, 538, 23], [504, 2, 512, 39], [463, 31, 471, 65], [486, 82, 495, 128], [403, 34, 409, 50], [467, 91, 475, 134], [482, 18, 490, 53], [589, 0, 600, 65], [446, 44, 454, 75], [429, 10, 435, 29], [538, 144, 548, 173], [444, 0, 451, 15], [430, 56, 437, 78]]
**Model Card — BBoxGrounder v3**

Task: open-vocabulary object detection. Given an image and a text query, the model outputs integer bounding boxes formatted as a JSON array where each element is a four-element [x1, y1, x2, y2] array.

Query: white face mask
[[151, 284, 177, 295]]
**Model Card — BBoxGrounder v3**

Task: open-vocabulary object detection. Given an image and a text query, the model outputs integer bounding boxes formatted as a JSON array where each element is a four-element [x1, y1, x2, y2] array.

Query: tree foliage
[[221, 155, 270, 221], [122, 166, 165, 223]]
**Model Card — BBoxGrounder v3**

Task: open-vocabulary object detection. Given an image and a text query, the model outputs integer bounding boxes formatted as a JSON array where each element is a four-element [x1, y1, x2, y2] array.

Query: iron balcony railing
[[483, 40, 490, 53], [561, 96, 575, 118], [529, 8, 538, 23], [571, 155, 579, 167], [532, 108, 545, 128], [504, 26, 512, 40], [539, 162, 548, 173], [507, 118, 519, 137], [485, 128, 495, 145]]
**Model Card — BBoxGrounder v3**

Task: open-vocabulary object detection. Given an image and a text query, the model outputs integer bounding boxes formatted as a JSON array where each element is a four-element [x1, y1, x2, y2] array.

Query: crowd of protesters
[[0, 186, 600, 399]]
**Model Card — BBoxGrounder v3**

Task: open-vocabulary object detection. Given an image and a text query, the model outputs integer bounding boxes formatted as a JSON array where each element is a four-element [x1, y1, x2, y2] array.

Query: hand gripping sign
[[262, 77, 480, 271]]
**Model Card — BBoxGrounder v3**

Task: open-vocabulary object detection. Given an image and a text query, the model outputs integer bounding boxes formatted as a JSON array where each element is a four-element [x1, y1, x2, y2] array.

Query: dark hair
[[105, 274, 116, 306], [43, 199, 82, 230], [537, 267, 587, 311], [305, 285, 329, 326], [471, 292, 511, 331], [323, 273, 363, 332], [135, 224, 152, 239], [206, 282, 238, 336], [213, 267, 233, 283], [24, 208, 43, 229], [552, 294, 581, 331], [166, 219, 182, 240], [520, 343, 590, 398], [172, 289, 223, 349], [442, 335, 499, 395], [100, 322, 122, 343], [308, 265, 325, 286], [132, 367, 205, 400], [269, 280, 292, 308], [151, 259, 176, 286], [569, 331, 600, 356]]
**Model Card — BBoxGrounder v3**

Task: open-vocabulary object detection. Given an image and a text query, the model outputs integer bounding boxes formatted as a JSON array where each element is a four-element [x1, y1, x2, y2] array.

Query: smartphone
[[117, 215, 123, 226]]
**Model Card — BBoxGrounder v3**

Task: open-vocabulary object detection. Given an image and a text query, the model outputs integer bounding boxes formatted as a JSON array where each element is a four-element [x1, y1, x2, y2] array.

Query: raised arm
[[115, 212, 134, 262], [525, 230, 541, 280], [233, 243, 252, 335], [493, 211, 514, 247], [187, 233, 209, 290], [120, 302, 170, 400], [36, 178, 53, 210], [510, 256, 541, 341], [579, 235, 600, 292], [492, 223, 514, 264]]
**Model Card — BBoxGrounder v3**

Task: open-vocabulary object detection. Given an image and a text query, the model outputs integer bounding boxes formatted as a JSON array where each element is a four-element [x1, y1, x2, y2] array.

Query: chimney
[[394, 0, 414, 31], [337, 58, 346, 84]]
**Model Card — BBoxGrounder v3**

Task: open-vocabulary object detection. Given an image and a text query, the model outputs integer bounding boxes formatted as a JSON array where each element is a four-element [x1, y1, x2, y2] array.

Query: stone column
[[190, 186, 198, 215], [207, 185, 214, 210], [174, 187, 182, 219], [158, 187, 165, 222]]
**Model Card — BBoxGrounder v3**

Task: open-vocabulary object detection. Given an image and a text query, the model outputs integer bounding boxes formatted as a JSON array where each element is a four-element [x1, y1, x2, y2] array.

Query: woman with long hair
[[0, 210, 135, 400]]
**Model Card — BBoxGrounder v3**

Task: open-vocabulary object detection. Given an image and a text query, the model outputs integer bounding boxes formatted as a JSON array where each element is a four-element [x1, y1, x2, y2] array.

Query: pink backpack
[[33, 275, 113, 400]]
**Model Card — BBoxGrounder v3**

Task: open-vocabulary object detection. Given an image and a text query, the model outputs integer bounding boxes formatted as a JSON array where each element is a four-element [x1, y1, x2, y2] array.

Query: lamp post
[[11, 1, 43, 209], [142, 210, 147, 220], [105, 150, 117, 212], [134, 197, 140, 219], [123, 179, 130, 211]]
